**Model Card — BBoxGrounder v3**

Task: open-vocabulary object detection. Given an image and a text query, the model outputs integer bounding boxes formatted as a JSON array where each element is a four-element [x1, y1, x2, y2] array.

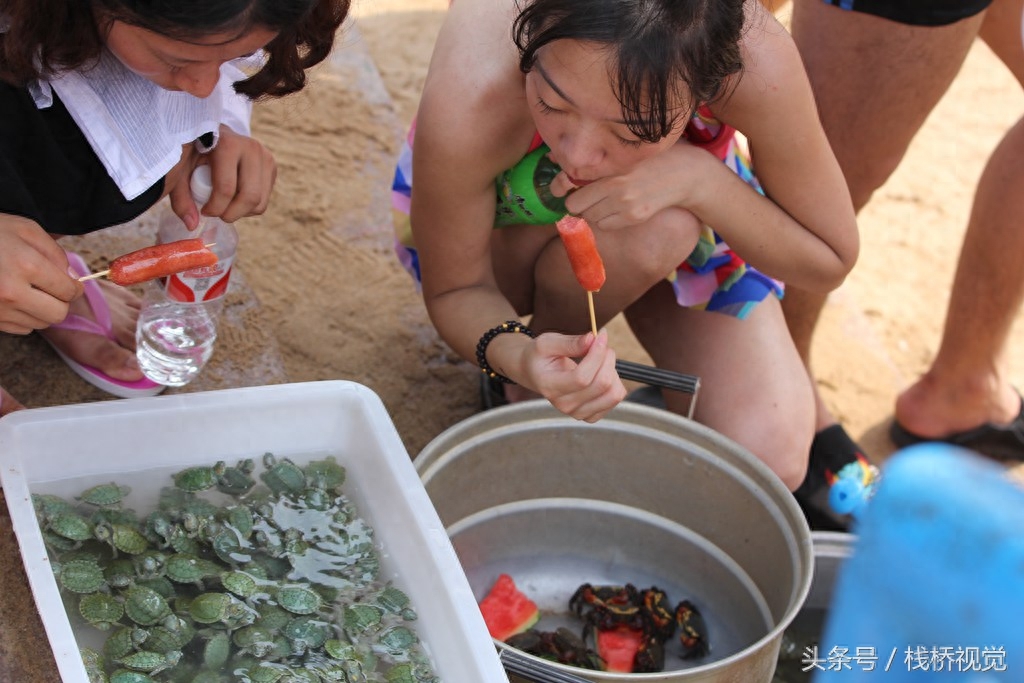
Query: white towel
[[31, 49, 253, 200]]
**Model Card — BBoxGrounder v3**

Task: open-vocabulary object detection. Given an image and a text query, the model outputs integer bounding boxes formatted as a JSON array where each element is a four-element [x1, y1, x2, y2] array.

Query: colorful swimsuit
[[391, 106, 783, 319]]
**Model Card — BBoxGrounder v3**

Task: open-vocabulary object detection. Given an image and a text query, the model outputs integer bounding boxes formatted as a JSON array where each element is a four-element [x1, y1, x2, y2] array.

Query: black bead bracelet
[[475, 320, 536, 384]]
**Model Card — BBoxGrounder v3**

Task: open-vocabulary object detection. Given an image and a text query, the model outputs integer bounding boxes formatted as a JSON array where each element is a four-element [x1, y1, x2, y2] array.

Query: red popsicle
[[556, 215, 606, 292], [96, 239, 218, 286]]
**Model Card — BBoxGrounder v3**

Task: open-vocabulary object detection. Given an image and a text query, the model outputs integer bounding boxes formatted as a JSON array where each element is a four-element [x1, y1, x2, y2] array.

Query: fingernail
[[68, 266, 79, 279]]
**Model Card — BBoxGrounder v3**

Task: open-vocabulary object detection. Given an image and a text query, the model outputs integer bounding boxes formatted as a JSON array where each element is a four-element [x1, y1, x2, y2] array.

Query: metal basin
[[415, 400, 814, 682], [774, 532, 855, 682]]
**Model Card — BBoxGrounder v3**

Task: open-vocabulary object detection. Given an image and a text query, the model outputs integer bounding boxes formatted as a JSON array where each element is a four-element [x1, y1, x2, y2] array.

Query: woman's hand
[[168, 125, 278, 229], [554, 144, 709, 231], [523, 330, 627, 423], [0, 214, 81, 334]]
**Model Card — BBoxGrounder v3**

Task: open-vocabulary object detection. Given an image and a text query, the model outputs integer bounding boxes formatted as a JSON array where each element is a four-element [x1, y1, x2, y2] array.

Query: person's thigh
[[790, 0, 984, 208], [979, 0, 1024, 85], [626, 283, 814, 490]]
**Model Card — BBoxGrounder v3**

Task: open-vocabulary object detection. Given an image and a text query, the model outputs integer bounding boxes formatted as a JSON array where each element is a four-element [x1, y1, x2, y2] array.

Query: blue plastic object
[[813, 443, 1024, 681]]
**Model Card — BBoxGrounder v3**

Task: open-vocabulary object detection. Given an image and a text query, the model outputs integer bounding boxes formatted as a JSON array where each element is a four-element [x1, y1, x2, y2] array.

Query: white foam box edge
[[0, 380, 509, 683]]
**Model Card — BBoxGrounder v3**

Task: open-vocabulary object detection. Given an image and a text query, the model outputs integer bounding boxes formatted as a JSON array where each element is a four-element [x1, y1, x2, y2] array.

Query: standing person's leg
[[892, 0, 1024, 458], [786, 0, 984, 528]]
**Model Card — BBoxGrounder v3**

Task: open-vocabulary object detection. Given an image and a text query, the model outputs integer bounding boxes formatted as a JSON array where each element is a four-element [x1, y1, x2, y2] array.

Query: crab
[[570, 583, 646, 637], [505, 627, 605, 671], [675, 599, 710, 659]]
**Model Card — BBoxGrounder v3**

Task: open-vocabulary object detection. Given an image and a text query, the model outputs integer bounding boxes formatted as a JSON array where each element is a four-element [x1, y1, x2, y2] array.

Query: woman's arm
[[410, 0, 624, 419], [703, 5, 859, 291]]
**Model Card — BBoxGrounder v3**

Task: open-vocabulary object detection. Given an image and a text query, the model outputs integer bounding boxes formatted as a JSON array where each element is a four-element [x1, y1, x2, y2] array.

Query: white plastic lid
[[190, 165, 214, 206]]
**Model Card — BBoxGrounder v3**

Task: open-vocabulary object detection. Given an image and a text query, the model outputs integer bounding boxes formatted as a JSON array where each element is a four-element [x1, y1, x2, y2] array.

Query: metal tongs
[[499, 648, 595, 683], [614, 359, 700, 419]]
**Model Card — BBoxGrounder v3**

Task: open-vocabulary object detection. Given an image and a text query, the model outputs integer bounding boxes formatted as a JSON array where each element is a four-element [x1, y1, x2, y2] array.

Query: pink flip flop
[[43, 252, 165, 399]]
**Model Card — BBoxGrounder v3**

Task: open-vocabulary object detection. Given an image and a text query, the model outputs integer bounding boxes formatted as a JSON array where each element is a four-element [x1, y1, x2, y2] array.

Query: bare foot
[[0, 386, 26, 416], [894, 371, 1021, 438], [39, 280, 145, 382]]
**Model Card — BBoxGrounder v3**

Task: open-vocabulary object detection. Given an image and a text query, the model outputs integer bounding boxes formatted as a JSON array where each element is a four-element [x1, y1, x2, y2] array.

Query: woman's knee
[[625, 208, 702, 280]]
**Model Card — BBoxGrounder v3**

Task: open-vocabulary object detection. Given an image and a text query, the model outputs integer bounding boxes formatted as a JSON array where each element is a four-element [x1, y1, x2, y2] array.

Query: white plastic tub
[[0, 381, 508, 683]]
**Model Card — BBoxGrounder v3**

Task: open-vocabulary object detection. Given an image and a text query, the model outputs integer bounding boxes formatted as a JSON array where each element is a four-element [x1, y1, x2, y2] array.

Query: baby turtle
[[215, 458, 257, 496], [375, 585, 417, 621], [109, 672, 157, 683], [58, 558, 107, 594], [78, 482, 131, 508], [79, 592, 125, 630], [189, 592, 257, 628], [142, 617, 195, 654], [231, 625, 278, 658], [95, 522, 149, 556], [172, 461, 227, 493], [116, 650, 181, 676], [33, 493, 75, 521], [122, 585, 172, 626], [377, 625, 419, 656], [282, 615, 332, 655], [221, 569, 261, 600], [275, 584, 323, 615], [165, 553, 219, 587], [241, 661, 290, 683], [80, 647, 107, 683], [104, 559, 136, 589], [343, 603, 383, 634], [303, 456, 346, 493], [199, 631, 231, 670], [47, 511, 94, 544], [260, 454, 306, 496], [103, 627, 150, 662]]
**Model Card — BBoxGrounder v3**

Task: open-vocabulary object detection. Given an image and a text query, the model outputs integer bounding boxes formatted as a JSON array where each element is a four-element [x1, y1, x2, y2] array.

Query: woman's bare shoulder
[[417, 0, 537, 172]]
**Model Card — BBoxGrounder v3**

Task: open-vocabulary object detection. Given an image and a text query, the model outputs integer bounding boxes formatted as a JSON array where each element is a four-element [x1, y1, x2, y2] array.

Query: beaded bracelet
[[475, 320, 537, 384]]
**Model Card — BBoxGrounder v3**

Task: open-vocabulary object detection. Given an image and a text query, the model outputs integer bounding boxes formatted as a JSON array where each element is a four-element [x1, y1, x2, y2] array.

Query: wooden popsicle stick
[[75, 243, 217, 282], [77, 270, 109, 282], [587, 290, 597, 337]]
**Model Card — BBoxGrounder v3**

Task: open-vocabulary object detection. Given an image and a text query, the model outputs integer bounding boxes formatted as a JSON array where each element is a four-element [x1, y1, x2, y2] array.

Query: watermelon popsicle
[[556, 215, 606, 335]]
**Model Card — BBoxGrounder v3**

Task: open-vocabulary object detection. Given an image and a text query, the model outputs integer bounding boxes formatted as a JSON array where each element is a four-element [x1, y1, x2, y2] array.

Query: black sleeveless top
[[0, 80, 164, 236]]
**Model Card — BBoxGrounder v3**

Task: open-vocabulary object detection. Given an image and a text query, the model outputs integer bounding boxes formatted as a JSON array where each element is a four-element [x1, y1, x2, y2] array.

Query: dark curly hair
[[513, 0, 746, 143], [0, 0, 349, 99]]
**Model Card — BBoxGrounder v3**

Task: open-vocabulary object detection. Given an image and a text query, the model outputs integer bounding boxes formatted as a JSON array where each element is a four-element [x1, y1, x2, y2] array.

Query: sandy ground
[[2, 7, 1022, 681], [1, 0, 1022, 467]]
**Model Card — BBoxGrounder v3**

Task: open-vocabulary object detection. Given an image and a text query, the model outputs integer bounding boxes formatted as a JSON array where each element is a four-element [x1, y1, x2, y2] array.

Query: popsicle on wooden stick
[[556, 215, 606, 336]]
